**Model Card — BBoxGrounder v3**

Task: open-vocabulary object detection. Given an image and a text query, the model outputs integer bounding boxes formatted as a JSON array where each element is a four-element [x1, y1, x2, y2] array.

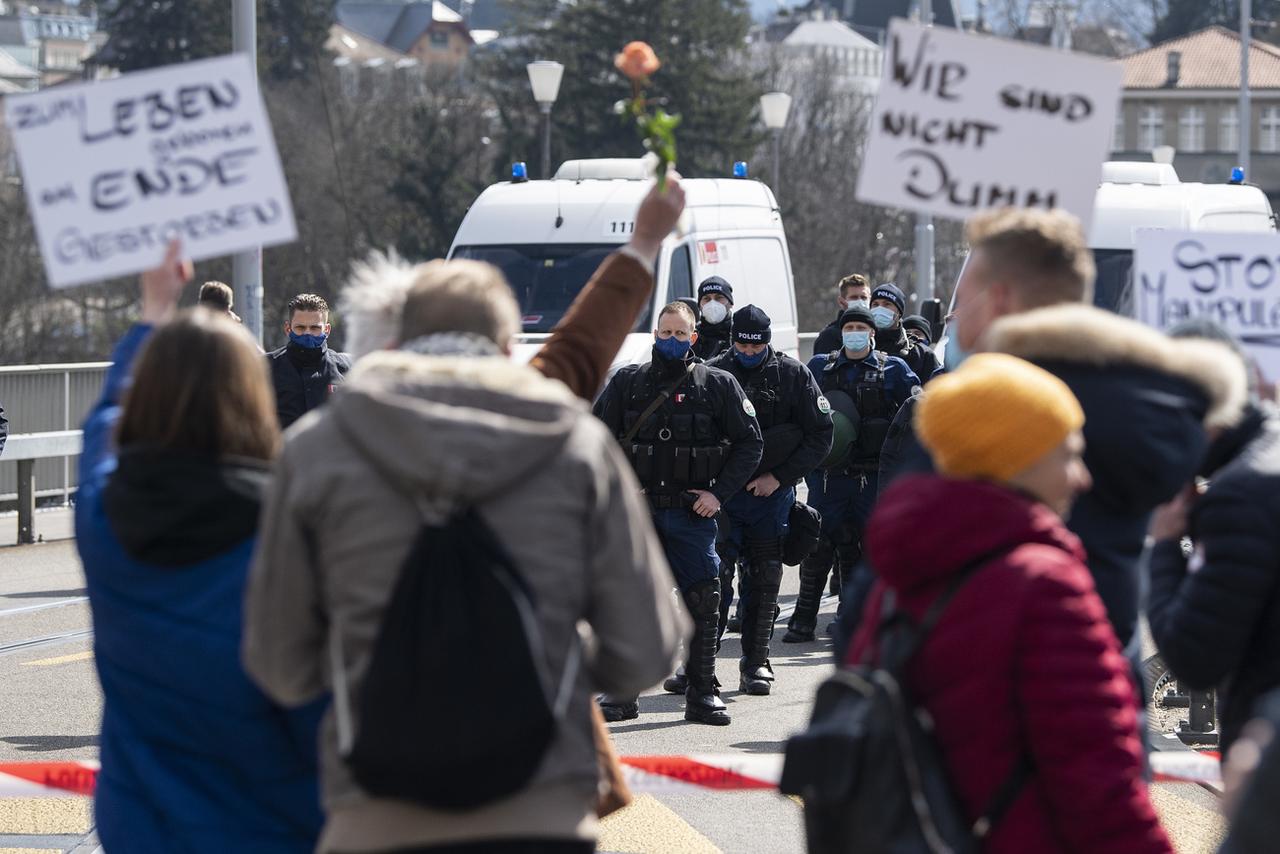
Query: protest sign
[[3, 53, 296, 288], [856, 19, 1122, 230], [1135, 229, 1280, 381]]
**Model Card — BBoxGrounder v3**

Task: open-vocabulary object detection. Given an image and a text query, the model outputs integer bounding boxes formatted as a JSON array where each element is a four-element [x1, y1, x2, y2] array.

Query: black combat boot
[[662, 666, 687, 695], [783, 538, 834, 643], [597, 695, 639, 722], [684, 579, 730, 726], [741, 546, 783, 695]]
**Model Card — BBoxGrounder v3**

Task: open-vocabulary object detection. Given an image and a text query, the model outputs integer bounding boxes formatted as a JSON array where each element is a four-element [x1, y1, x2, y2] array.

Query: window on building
[[430, 30, 449, 48], [1262, 107, 1280, 153], [1220, 105, 1240, 152], [1138, 105, 1164, 151], [1112, 106, 1125, 151], [1178, 106, 1205, 152]]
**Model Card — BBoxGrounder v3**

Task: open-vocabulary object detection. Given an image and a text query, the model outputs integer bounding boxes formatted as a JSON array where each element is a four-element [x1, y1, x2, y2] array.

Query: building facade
[[1113, 26, 1280, 198]]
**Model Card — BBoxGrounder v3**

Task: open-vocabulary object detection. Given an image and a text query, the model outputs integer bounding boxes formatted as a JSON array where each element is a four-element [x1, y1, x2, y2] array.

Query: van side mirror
[[919, 299, 944, 345]]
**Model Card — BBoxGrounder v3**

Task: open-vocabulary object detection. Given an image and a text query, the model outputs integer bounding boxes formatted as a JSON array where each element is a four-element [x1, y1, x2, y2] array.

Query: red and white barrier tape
[[0, 751, 1222, 799]]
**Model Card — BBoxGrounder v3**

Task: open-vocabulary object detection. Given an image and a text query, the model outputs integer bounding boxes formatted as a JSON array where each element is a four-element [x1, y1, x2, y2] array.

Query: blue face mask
[[942, 317, 969, 369], [654, 335, 692, 361], [870, 306, 897, 330], [289, 331, 327, 350], [733, 347, 768, 368], [843, 330, 872, 353]]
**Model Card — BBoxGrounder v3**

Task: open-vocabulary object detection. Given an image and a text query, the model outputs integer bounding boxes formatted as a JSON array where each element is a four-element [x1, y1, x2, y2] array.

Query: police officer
[[783, 304, 920, 643], [692, 277, 734, 360], [594, 301, 763, 725], [813, 274, 872, 357], [868, 283, 941, 383], [267, 293, 352, 429], [705, 306, 833, 695], [903, 314, 933, 349]]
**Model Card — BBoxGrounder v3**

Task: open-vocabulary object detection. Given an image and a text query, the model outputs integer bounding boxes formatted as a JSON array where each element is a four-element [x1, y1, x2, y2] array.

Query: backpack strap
[[973, 756, 1034, 839]]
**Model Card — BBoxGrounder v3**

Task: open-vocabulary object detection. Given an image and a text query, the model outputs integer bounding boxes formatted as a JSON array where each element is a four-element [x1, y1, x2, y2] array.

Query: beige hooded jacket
[[243, 351, 688, 852]]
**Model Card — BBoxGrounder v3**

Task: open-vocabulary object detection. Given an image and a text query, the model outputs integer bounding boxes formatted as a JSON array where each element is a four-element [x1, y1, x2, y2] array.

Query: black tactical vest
[[621, 363, 729, 493], [822, 351, 896, 469], [742, 360, 784, 433]]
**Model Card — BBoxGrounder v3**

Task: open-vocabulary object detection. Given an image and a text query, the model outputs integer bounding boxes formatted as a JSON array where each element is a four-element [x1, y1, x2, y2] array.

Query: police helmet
[[819, 390, 860, 469]]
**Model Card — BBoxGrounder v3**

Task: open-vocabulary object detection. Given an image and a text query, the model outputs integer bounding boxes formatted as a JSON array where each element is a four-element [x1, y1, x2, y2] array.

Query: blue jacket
[[76, 325, 323, 854], [806, 348, 920, 410]]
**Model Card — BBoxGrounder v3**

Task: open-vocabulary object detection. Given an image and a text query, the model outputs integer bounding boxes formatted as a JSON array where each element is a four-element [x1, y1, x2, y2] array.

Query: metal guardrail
[[0, 362, 107, 504], [5, 430, 83, 544]]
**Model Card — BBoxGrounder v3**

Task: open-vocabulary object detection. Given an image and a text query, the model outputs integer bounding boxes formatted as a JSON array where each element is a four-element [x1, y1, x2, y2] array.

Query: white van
[[447, 158, 800, 370], [939, 161, 1277, 359]]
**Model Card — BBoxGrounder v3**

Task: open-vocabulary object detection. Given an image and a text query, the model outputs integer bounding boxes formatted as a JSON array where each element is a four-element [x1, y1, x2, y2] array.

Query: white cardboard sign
[[4, 53, 296, 288], [856, 19, 1122, 231], [1135, 229, 1280, 381]]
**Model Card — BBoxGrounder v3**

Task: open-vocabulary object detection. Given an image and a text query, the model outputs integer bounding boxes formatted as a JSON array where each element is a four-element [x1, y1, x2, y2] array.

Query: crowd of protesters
[[66, 169, 1280, 854]]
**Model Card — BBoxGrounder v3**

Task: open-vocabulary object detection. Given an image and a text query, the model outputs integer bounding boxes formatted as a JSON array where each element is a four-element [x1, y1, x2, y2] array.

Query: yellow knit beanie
[[917, 353, 1085, 484]]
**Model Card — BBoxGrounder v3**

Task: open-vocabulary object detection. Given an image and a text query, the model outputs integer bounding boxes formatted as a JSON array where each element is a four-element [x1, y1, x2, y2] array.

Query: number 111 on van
[[605, 221, 635, 236]]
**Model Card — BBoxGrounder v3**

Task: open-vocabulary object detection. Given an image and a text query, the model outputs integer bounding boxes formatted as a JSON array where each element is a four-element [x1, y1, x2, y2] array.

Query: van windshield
[[452, 244, 652, 334], [1092, 248, 1134, 316]]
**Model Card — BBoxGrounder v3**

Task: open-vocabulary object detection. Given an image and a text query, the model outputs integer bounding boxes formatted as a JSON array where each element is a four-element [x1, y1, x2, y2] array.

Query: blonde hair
[[400, 259, 520, 347], [966, 208, 1095, 308], [659, 300, 697, 328]]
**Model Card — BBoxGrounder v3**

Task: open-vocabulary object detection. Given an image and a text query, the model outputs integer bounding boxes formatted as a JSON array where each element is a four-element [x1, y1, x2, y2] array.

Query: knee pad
[[683, 579, 721, 616], [750, 560, 784, 587]]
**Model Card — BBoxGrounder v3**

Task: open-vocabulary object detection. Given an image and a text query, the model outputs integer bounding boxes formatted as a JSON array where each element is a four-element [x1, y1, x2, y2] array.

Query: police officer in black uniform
[[705, 305, 833, 695], [594, 301, 763, 725], [868, 283, 941, 383], [783, 304, 920, 643], [692, 277, 734, 361], [267, 293, 352, 429]]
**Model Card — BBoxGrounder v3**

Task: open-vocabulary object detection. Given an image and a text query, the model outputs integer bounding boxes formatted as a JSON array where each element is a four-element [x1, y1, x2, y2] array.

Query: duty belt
[[647, 492, 693, 510]]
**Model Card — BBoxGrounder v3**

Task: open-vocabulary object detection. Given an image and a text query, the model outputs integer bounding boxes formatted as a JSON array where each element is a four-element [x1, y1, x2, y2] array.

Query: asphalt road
[[0, 532, 1228, 853]]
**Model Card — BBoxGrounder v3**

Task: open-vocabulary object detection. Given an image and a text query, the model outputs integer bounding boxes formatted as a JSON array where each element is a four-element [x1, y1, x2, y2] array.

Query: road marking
[[0, 598, 88, 619], [21, 651, 92, 667], [598, 794, 721, 854], [0, 630, 93, 658]]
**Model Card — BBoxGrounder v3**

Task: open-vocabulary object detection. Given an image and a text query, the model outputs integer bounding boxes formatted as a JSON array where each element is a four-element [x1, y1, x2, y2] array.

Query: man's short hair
[[966, 208, 1095, 308], [658, 300, 697, 328], [399, 259, 520, 346], [288, 293, 330, 319], [837, 273, 869, 296], [198, 281, 233, 313]]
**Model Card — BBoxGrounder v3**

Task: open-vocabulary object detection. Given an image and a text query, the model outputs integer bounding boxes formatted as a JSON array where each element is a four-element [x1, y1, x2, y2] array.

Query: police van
[[446, 158, 800, 369], [939, 159, 1277, 357]]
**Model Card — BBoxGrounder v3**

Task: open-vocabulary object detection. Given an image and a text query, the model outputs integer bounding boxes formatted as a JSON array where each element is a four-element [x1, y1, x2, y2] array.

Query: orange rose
[[614, 41, 660, 82]]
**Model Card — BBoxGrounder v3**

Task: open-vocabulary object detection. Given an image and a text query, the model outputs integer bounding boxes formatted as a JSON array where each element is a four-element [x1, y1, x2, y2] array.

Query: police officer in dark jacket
[[813, 274, 872, 358], [0, 399, 7, 457], [870, 283, 941, 383], [784, 305, 919, 643], [702, 306, 833, 695], [903, 314, 933, 348], [267, 294, 352, 429], [595, 301, 763, 725], [692, 277, 734, 361]]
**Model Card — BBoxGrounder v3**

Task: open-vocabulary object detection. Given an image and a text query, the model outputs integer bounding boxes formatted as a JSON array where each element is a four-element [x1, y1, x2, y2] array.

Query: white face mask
[[701, 300, 729, 325]]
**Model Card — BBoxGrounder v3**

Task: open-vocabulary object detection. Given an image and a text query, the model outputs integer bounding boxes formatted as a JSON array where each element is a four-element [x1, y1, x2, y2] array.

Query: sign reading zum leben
[[4, 53, 296, 288], [1136, 229, 1280, 381], [856, 19, 1122, 231]]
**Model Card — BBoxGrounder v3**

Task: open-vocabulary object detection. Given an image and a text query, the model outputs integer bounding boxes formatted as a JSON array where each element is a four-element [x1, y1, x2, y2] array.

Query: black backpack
[[342, 507, 578, 810], [780, 551, 1029, 854]]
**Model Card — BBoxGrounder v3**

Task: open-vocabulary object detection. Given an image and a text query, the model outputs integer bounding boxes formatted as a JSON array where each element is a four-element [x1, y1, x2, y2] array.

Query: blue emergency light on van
[[1231, 167, 1246, 184], [733, 161, 749, 179], [512, 162, 528, 183]]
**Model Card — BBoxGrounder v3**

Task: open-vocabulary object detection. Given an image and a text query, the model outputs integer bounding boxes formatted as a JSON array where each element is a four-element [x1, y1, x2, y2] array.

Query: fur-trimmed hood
[[982, 305, 1248, 430], [328, 352, 584, 506]]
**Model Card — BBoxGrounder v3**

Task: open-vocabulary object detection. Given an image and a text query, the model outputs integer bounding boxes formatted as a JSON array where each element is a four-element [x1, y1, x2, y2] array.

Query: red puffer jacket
[[847, 476, 1171, 854]]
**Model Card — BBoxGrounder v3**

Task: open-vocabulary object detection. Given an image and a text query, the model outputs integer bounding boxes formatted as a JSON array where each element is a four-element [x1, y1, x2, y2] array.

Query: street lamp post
[[1241, 0, 1252, 180], [759, 91, 792, 204], [526, 61, 564, 179], [232, 0, 262, 343], [914, 0, 936, 304]]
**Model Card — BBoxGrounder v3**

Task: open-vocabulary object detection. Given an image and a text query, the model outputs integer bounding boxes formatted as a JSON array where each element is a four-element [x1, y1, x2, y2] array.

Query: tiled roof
[[1123, 25, 1280, 89]]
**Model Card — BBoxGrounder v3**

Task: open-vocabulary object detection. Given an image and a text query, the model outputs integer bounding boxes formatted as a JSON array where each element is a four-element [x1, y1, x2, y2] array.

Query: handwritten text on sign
[[1135, 229, 1280, 381], [4, 53, 296, 288], [856, 20, 1122, 230]]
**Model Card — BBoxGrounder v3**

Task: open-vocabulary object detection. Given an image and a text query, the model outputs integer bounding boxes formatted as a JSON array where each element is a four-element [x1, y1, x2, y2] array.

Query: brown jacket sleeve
[[529, 252, 653, 400]]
